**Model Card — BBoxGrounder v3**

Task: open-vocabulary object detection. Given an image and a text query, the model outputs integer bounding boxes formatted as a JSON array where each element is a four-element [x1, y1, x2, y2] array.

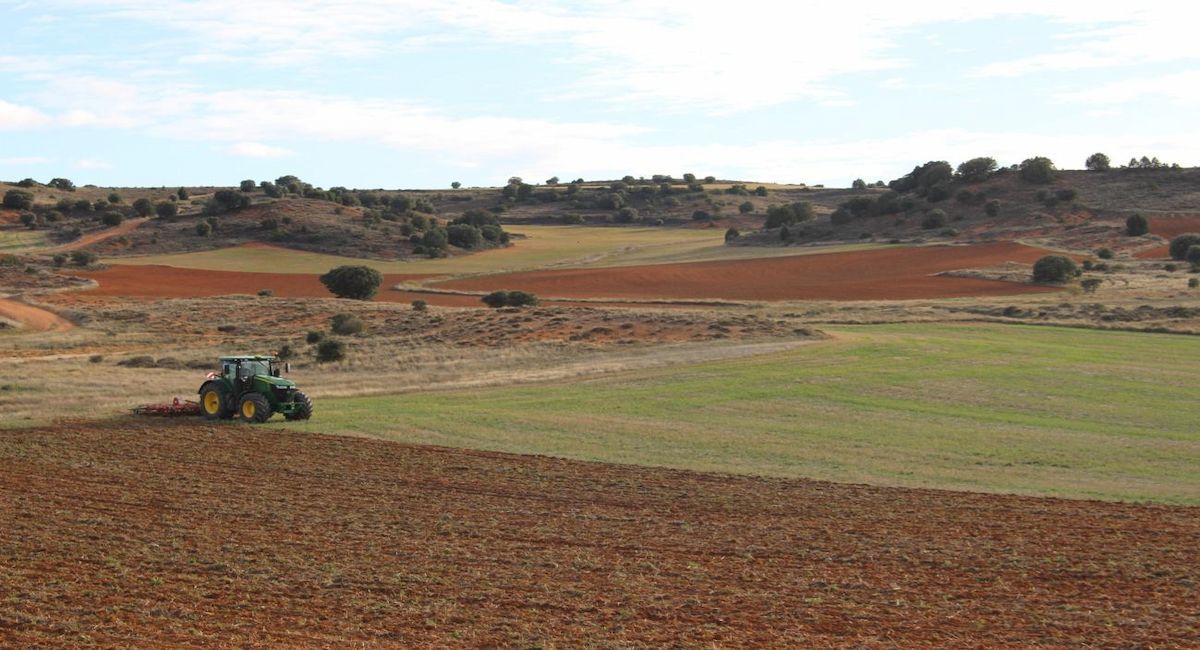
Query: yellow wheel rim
[[242, 400, 255, 418], [203, 391, 220, 414]]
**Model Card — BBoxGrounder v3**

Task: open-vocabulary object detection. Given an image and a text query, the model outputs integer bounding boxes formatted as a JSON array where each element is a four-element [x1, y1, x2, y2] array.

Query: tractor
[[198, 355, 313, 423]]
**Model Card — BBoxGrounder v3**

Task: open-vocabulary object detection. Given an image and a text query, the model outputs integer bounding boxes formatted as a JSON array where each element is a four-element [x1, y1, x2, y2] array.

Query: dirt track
[[1136, 215, 1200, 259], [44, 218, 151, 252], [436, 242, 1059, 301], [2, 419, 1196, 647], [0, 297, 73, 332]]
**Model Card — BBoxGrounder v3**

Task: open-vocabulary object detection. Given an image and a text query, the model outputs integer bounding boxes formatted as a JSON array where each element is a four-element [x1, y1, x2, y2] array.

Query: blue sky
[[1, 1, 1197, 188]]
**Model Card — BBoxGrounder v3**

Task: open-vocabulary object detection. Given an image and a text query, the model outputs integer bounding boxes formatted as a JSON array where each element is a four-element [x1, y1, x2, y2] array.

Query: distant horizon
[[3, 2, 1197, 188]]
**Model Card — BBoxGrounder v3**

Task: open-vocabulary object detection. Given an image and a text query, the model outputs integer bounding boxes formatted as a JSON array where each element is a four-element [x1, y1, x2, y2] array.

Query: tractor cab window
[[239, 361, 269, 378]]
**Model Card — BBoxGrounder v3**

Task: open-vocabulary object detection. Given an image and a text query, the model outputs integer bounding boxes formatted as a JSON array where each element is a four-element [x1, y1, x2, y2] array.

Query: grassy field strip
[[106, 225, 888, 277], [274, 323, 1200, 504], [0, 229, 48, 252]]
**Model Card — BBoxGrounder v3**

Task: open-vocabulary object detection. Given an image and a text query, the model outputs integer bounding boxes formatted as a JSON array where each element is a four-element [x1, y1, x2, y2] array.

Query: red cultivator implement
[[132, 397, 201, 417]]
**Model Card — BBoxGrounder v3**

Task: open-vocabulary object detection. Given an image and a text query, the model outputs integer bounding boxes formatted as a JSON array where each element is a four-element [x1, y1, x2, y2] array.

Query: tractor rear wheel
[[285, 390, 313, 421], [238, 393, 273, 423], [199, 382, 232, 420]]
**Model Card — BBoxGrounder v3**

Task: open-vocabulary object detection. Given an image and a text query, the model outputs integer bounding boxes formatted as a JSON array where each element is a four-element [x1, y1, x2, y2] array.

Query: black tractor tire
[[199, 381, 233, 420], [238, 393, 273, 423], [285, 391, 314, 421]]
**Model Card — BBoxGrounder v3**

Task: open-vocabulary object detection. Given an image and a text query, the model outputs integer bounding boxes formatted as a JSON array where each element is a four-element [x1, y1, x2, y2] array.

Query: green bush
[[48, 178, 75, 191], [156, 201, 178, 218], [239, 179, 256, 192], [1188, 245, 1200, 270], [195, 221, 212, 237], [921, 209, 947, 230], [177, 187, 190, 200], [316, 338, 346, 363], [615, 207, 639, 223], [16, 178, 37, 188], [1032, 255, 1078, 283], [1168, 233, 1200, 260], [481, 290, 539, 308], [1125, 213, 1149, 236], [764, 202, 814, 228], [107, 192, 121, 204], [1189, 278, 1199, 289], [306, 330, 323, 344], [411, 300, 428, 312], [132, 198, 153, 217], [70, 250, 97, 266], [446, 223, 483, 248], [2, 190, 33, 210], [319, 265, 382, 300], [1080, 278, 1102, 293], [101, 211, 123, 227], [1019, 157, 1056, 184], [52, 253, 67, 267], [724, 227, 740, 242], [1085, 152, 1110, 171], [955, 157, 997, 183], [1096, 248, 1114, 259], [257, 289, 273, 297], [331, 313, 364, 335]]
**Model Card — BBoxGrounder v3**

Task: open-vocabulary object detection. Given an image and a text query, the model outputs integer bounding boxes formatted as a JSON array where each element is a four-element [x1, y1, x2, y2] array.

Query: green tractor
[[198, 355, 313, 423]]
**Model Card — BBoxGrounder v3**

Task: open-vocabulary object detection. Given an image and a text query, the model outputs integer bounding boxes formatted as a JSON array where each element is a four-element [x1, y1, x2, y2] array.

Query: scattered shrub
[[2, 190, 33, 210], [195, 221, 212, 237], [315, 338, 346, 363], [411, 300, 428, 312], [257, 289, 273, 297], [921, 209, 947, 230], [101, 211, 123, 227], [239, 179, 256, 192], [177, 187, 190, 200], [955, 156, 997, 183], [1055, 188, 1077, 202], [764, 202, 814, 228], [306, 330, 323, 344], [132, 198, 154, 217], [70, 250, 97, 266], [1125, 213, 1149, 236], [331, 313, 364, 335], [1168, 233, 1200, 260], [1085, 152, 1111, 171], [1188, 245, 1200, 270], [48, 178, 75, 191], [1080, 278, 1102, 293], [446, 223, 483, 248], [1190, 278, 1199, 289], [615, 207, 639, 223], [1096, 248, 1114, 259], [724, 227, 740, 242], [156, 201, 178, 218], [1018, 156, 1056, 184], [1032, 255, 1078, 283], [481, 290, 539, 308], [51, 253, 67, 267], [319, 265, 382, 300], [985, 199, 1000, 217]]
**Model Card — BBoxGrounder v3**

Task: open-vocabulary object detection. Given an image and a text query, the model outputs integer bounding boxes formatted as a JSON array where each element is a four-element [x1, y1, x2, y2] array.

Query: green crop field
[[276, 323, 1200, 504], [107, 225, 885, 276], [0, 229, 48, 252]]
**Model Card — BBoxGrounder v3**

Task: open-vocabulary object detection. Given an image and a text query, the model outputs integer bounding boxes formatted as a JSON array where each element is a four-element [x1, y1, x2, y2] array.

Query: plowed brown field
[[436, 242, 1057, 301], [72, 265, 483, 307], [1136, 215, 1200, 259], [2, 420, 1197, 647]]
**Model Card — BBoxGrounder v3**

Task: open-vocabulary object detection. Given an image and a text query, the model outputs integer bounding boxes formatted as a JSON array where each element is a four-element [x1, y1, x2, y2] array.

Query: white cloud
[[227, 142, 294, 158], [0, 100, 52, 129], [1057, 70, 1200, 106], [74, 158, 112, 170]]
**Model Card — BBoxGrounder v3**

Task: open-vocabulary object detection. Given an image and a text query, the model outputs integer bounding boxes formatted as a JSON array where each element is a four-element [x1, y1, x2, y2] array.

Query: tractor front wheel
[[199, 382, 232, 420], [285, 391, 314, 421], [238, 393, 273, 423]]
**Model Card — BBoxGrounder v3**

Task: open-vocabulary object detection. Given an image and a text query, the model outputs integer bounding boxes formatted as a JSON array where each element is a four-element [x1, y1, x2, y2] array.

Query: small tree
[[195, 221, 213, 237], [16, 178, 37, 187], [1032, 255, 1078, 283], [1085, 153, 1111, 171], [1125, 213, 1149, 236], [2, 190, 33, 210], [738, 201, 754, 214], [851, 178, 867, 189], [315, 338, 346, 363], [331, 313, 364, 335], [1168, 233, 1200, 260], [1019, 156, 1056, 184], [446, 223, 483, 248], [107, 192, 122, 204], [956, 156, 997, 183], [921, 209, 947, 229], [155, 201, 177, 218], [451, 181, 461, 189], [101, 211, 123, 227], [48, 178, 75, 191], [1187, 245, 1200, 271], [724, 227, 740, 242], [19, 212, 36, 228], [319, 265, 382, 300], [178, 187, 190, 200], [132, 198, 154, 217], [239, 179, 256, 192], [70, 250, 97, 266]]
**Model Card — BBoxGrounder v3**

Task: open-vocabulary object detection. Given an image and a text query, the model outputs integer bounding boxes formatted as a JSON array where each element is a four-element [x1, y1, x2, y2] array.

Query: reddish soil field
[[1137, 215, 1200, 259], [437, 242, 1059, 301], [73, 265, 484, 307], [2, 420, 1197, 647]]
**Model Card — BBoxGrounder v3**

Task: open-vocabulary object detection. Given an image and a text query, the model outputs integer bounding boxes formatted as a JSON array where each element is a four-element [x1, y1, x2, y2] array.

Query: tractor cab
[[198, 354, 312, 423]]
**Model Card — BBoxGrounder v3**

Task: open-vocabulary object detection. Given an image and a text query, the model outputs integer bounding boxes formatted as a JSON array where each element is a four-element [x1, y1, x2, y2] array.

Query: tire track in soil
[[1, 418, 1198, 648]]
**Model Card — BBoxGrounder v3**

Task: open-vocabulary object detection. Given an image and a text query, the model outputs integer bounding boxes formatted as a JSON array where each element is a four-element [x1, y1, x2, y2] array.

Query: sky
[[1, 1, 1197, 189]]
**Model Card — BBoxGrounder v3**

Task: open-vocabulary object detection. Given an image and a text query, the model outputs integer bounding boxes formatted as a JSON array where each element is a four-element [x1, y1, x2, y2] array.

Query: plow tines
[[133, 398, 201, 417]]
